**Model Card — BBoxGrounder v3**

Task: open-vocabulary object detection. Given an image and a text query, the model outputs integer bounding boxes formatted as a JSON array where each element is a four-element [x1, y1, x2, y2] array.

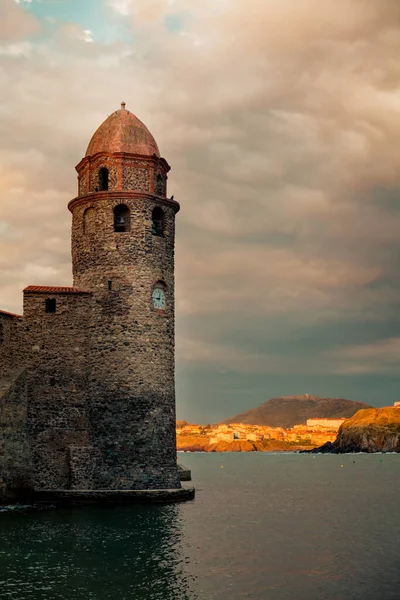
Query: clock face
[[152, 287, 166, 310]]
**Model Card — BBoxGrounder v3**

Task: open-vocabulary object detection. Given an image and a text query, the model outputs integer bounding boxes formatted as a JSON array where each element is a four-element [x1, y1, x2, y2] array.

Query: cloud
[[81, 29, 94, 43], [0, 41, 32, 57], [176, 242, 383, 319], [108, 0, 134, 16], [2, 0, 400, 415], [328, 338, 400, 375], [0, 0, 39, 41]]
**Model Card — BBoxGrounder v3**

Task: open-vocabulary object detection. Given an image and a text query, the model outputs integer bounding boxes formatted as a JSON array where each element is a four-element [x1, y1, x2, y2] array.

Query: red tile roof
[[23, 286, 92, 295], [0, 309, 22, 319]]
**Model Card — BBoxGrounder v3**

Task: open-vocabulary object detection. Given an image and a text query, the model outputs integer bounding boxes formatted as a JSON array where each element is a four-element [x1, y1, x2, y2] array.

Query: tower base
[[33, 487, 195, 506]]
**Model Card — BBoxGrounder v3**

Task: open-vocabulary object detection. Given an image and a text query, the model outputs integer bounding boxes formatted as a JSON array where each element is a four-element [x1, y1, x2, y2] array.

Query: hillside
[[222, 395, 371, 428], [310, 407, 400, 453]]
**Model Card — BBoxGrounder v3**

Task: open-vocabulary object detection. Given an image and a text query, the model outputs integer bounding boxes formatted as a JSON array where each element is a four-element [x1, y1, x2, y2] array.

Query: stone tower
[[68, 103, 181, 490]]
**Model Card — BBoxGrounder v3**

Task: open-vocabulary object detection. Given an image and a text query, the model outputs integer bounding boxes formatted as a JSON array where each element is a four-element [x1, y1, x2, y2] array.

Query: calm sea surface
[[0, 453, 400, 600]]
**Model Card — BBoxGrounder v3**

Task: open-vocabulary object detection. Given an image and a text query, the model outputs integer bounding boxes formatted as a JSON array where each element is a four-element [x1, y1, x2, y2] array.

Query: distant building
[[306, 418, 346, 429]]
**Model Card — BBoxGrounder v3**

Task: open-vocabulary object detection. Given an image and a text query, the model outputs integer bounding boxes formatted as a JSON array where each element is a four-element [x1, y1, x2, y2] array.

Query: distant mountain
[[221, 395, 371, 429]]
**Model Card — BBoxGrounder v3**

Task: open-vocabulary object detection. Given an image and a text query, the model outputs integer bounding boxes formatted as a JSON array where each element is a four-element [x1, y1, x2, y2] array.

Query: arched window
[[114, 204, 131, 233], [152, 206, 164, 236], [99, 167, 109, 191], [155, 174, 164, 196], [83, 207, 96, 234]]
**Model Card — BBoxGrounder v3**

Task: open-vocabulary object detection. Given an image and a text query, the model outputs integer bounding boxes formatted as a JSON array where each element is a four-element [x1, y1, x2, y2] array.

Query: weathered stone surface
[[0, 369, 33, 503], [122, 165, 150, 192], [0, 312, 23, 380], [69, 445, 95, 490]]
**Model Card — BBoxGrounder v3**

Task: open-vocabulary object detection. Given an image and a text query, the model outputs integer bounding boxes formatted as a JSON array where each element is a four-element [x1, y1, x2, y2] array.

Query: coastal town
[[176, 418, 347, 452], [177, 401, 400, 452]]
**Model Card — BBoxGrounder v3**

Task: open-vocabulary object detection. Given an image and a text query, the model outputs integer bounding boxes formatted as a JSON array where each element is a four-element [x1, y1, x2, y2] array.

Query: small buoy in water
[[380, 459, 383, 462], [341, 465, 344, 468], [221, 466, 224, 469]]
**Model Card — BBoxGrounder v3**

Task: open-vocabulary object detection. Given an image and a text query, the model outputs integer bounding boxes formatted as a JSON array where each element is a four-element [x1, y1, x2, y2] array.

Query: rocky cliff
[[308, 407, 400, 453], [222, 395, 371, 428]]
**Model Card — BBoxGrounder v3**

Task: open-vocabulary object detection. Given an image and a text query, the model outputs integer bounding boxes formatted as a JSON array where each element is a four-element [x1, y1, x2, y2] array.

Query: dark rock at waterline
[[301, 442, 335, 453]]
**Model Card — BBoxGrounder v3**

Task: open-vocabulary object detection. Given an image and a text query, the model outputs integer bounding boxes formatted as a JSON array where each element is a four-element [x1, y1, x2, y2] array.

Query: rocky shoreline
[[302, 407, 400, 453]]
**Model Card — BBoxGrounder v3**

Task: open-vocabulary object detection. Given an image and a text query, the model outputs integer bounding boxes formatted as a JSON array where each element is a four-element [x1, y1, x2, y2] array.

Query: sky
[[1, 0, 400, 423]]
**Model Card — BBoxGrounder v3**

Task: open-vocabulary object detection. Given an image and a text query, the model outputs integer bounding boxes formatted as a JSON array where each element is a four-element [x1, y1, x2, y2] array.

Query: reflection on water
[[0, 504, 198, 600], [1, 453, 400, 600]]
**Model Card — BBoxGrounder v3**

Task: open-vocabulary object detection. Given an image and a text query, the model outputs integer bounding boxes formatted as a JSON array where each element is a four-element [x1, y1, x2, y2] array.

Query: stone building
[[0, 104, 193, 503]]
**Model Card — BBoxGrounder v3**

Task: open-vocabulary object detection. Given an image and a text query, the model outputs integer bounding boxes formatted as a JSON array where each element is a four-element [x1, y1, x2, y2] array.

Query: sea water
[[0, 452, 399, 600]]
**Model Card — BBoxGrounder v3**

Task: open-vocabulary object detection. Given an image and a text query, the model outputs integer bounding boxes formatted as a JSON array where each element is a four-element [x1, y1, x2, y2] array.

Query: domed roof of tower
[[85, 102, 160, 158]]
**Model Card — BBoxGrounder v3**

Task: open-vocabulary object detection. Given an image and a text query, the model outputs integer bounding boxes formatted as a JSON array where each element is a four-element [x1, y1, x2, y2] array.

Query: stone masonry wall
[[155, 171, 167, 197], [0, 315, 12, 380], [68, 445, 95, 490], [0, 369, 32, 504], [0, 314, 23, 380], [23, 292, 92, 490], [79, 171, 88, 197], [70, 191, 180, 490], [122, 165, 150, 192]]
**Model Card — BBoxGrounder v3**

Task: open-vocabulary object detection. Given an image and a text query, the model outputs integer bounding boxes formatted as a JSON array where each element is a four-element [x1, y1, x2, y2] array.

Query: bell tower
[[68, 103, 181, 490]]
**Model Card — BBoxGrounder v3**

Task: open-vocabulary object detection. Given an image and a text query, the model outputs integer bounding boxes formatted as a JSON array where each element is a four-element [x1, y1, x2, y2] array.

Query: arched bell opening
[[155, 174, 164, 196], [114, 204, 131, 233], [98, 167, 109, 191], [152, 206, 164, 237]]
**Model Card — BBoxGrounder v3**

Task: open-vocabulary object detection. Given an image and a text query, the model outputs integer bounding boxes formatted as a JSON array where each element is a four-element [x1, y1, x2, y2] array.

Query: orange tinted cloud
[[1, 0, 400, 391]]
